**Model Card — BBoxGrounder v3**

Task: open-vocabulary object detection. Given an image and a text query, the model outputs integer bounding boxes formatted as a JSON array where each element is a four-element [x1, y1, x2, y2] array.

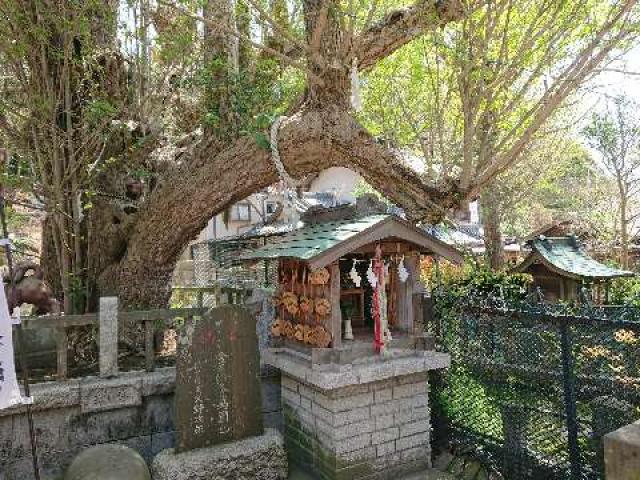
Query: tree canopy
[[0, 0, 638, 308]]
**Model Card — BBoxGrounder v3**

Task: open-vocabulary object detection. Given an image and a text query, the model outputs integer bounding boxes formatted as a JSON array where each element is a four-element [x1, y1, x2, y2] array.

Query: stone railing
[[1, 365, 283, 480], [3, 293, 280, 480], [20, 297, 206, 379]]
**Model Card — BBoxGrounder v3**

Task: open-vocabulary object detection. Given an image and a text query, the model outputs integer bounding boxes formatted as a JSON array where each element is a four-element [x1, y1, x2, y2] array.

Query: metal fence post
[[559, 319, 582, 480], [99, 297, 119, 378]]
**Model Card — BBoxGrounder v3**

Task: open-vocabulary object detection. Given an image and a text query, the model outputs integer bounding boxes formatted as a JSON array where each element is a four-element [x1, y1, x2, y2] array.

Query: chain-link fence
[[430, 293, 640, 479], [173, 238, 278, 307], [193, 238, 277, 288]]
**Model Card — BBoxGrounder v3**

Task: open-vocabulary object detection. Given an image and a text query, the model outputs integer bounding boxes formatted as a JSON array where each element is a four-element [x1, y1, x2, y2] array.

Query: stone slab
[[174, 305, 263, 452], [263, 348, 450, 391], [80, 377, 142, 414], [151, 428, 287, 480]]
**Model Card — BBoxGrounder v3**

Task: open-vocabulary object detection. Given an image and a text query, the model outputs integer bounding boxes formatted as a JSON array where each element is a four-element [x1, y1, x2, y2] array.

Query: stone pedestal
[[263, 347, 450, 480], [605, 420, 640, 480], [152, 428, 287, 480]]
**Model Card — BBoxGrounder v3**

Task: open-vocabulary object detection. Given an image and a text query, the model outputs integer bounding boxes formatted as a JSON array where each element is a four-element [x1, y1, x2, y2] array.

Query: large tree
[[361, 0, 640, 269], [583, 95, 640, 268], [1, 0, 639, 308]]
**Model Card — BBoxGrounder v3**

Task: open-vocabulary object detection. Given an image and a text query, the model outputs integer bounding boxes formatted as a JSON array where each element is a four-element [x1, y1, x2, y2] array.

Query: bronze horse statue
[[3, 261, 61, 315]]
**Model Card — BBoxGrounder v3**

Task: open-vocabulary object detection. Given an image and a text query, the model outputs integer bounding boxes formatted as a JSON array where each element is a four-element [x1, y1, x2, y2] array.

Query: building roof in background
[[514, 236, 635, 280], [192, 221, 298, 246], [243, 214, 464, 269], [239, 222, 298, 239], [523, 220, 573, 243], [424, 225, 484, 248]]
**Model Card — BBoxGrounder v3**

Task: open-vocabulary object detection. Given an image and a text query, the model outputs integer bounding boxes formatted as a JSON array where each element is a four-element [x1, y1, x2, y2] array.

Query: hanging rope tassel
[[350, 57, 363, 112], [269, 116, 311, 222], [270, 116, 308, 191]]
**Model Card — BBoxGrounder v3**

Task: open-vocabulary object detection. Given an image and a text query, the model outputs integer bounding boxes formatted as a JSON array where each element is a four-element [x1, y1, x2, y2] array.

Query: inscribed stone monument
[[175, 304, 263, 452]]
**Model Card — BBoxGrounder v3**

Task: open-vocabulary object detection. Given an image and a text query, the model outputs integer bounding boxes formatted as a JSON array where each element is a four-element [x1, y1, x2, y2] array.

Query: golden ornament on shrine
[[281, 291, 299, 315], [314, 298, 331, 317], [309, 268, 330, 285], [303, 325, 314, 344], [314, 326, 332, 347], [299, 296, 314, 314], [271, 318, 282, 337], [294, 323, 304, 341], [283, 320, 295, 338]]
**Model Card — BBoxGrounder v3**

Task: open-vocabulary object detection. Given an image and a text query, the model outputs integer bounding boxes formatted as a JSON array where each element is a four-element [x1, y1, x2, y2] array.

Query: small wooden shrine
[[244, 204, 463, 350], [514, 235, 634, 302]]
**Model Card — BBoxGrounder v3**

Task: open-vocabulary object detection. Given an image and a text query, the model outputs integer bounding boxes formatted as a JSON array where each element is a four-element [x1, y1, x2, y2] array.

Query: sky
[[582, 45, 640, 114], [567, 45, 640, 164]]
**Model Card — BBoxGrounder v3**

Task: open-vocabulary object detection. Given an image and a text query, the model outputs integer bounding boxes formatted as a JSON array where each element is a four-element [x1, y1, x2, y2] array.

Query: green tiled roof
[[243, 214, 390, 261], [526, 236, 634, 279]]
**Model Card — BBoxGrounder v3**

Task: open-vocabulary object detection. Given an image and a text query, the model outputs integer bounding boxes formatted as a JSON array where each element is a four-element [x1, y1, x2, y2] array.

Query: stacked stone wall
[[0, 369, 281, 480], [281, 371, 431, 480]]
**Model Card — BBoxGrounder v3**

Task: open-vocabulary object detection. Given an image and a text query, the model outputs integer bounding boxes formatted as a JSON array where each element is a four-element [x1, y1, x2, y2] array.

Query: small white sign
[[11, 306, 20, 325], [0, 283, 25, 409]]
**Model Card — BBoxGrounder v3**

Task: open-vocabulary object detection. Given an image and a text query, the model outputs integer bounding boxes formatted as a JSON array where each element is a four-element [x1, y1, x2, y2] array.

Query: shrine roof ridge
[[241, 214, 464, 268]]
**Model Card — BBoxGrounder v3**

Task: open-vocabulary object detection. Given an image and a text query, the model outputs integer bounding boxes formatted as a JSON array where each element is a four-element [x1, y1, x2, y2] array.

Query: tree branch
[[156, 0, 325, 86], [355, 0, 464, 70], [472, 0, 638, 192], [120, 108, 458, 304]]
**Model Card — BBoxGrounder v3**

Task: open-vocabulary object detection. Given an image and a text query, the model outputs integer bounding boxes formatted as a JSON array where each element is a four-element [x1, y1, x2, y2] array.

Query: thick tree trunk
[[480, 188, 504, 271]]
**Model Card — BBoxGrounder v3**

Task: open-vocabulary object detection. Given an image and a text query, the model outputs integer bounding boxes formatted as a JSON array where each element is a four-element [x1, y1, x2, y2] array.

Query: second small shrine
[[514, 235, 635, 303]]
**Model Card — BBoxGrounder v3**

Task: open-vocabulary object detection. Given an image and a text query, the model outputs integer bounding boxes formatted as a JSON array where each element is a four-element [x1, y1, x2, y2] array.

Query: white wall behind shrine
[[308, 167, 361, 206]]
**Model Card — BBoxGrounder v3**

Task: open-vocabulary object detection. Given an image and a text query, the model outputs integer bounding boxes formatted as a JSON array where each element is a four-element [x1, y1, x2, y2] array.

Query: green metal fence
[[430, 293, 640, 479]]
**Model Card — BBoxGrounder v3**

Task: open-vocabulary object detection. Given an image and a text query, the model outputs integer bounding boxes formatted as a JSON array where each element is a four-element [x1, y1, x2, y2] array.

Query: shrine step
[[288, 467, 456, 480], [400, 470, 458, 480]]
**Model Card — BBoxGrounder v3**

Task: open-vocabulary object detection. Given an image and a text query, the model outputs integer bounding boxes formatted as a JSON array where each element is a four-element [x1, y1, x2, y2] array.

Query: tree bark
[[618, 179, 629, 268], [480, 188, 504, 271], [356, 0, 463, 70], [115, 107, 461, 307]]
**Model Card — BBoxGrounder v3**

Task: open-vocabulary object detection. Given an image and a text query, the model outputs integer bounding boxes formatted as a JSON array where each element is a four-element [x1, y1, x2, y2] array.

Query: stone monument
[[152, 305, 287, 480], [175, 305, 263, 451]]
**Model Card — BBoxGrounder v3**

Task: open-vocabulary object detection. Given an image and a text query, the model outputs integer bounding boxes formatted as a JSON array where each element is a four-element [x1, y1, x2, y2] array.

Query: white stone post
[[605, 420, 640, 479], [99, 296, 119, 378]]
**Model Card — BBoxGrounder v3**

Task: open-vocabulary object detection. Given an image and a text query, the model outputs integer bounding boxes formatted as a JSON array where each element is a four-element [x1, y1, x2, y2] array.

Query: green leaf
[[255, 113, 275, 130], [253, 132, 271, 151]]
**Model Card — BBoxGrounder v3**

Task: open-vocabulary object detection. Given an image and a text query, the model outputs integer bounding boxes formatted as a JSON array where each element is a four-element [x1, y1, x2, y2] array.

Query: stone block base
[[151, 429, 287, 480], [264, 348, 450, 480]]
